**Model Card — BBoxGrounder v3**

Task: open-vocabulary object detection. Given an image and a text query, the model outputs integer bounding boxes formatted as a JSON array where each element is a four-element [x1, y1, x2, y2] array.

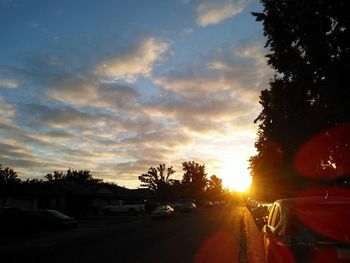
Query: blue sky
[[0, 0, 272, 189]]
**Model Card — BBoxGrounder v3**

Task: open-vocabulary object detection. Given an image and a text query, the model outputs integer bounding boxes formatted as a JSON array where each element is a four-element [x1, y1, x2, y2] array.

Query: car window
[[272, 207, 281, 228], [268, 204, 276, 226]]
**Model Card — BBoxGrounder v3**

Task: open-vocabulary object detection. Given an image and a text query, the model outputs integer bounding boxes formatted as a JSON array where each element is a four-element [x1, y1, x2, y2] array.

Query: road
[[1, 204, 264, 263]]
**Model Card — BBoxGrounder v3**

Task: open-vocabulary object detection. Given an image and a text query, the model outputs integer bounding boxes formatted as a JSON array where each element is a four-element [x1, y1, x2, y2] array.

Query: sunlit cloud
[[196, 0, 247, 27], [0, 96, 16, 124], [48, 73, 139, 109], [0, 76, 20, 88], [95, 38, 170, 82]]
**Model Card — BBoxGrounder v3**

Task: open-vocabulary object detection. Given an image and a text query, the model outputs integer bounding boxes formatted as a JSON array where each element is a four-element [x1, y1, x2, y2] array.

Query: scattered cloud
[[48, 73, 139, 109], [0, 76, 20, 88], [196, 0, 247, 27], [94, 38, 170, 82], [149, 41, 272, 135], [182, 27, 194, 36], [0, 13, 269, 188], [0, 96, 16, 124]]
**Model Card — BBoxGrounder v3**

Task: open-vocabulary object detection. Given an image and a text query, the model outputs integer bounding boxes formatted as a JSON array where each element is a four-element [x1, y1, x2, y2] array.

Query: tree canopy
[[138, 162, 227, 201], [138, 164, 176, 200], [45, 169, 102, 184], [181, 161, 208, 199], [250, 0, 350, 200], [0, 164, 21, 184]]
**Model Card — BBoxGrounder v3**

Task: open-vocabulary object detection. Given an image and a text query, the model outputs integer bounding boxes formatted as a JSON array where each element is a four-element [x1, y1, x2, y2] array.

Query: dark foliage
[[0, 164, 21, 184], [250, 0, 350, 200], [206, 175, 224, 200], [138, 162, 228, 201], [181, 161, 208, 199], [138, 164, 176, 200], [45, 169, 102, 184]]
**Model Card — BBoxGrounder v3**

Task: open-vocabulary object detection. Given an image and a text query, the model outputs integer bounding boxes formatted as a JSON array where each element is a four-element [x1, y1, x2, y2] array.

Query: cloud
[[0, 33, 270, 188], [0, 96, 16, 125], [196, 0, 247, 27], [0, 76, 20, 88], [48, 73, 139, 109], [47, 37, 169, 111], [19, 104, 102, 129], [182, 27, 194, 36], [94, 38, 170, 82], [149, 41, 273, 133]]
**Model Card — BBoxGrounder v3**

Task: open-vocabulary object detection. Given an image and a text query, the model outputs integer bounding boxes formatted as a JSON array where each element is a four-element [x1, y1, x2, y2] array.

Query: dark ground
[[0, 204, 263, 263]]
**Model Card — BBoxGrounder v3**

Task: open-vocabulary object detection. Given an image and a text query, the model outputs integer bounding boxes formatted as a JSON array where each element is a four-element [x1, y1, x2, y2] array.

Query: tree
[[250, 0, 350, 199], [0, 164, 21, 184], [138, 164, 176, 200], [45, 171, 64, 181], [181, 161, 208, 199], [24, 178, 44, 184], [45, 169, 102, 184], [207, 175, 223, 192], [206, 175, 224, 200]]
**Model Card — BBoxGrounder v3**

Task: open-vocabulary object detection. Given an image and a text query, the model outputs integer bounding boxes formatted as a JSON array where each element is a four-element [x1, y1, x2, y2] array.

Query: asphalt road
[[1, 204, 258, 263]]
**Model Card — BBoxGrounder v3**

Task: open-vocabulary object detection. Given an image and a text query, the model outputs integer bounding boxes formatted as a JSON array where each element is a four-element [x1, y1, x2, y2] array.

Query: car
[[251, 202, 272, 230], [101, 200, 145, 215], [246, 198, 258, 211], [40, 209, 78, 229], [0, 209, 78, 233], [167, 202, 183, 212], [181, 202, 196, 212], [262, 197, 350, 263], [203, 201, 213, 208], [152, 205, 174, 219]]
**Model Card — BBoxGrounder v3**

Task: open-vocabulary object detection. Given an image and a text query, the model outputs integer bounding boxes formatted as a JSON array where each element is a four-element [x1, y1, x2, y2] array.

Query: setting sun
[[217, 163, 252, 193]]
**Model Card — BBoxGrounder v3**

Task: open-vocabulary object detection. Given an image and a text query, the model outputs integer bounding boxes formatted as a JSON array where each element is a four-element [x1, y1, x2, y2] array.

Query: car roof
[[273, 196, 350, 216]]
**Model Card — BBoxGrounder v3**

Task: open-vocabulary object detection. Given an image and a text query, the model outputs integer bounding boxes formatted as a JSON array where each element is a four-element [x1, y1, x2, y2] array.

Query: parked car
[[251, 202, 272, 230], [40, 209, 78, 229], [0, 209, 78, 233], [102, 200, 145, 215], [181, 202, 196, 212], [203, 201, 213, 208], [0, 206, 20, 214], [247, 198, 259, 211], [167, 202, 183, 212], [152, 205, 174, 219], [262, 197, 350, 263]]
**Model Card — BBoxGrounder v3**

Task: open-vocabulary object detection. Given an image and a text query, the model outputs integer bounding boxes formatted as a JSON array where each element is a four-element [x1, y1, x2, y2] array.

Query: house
[[0, 182, 154, 216]]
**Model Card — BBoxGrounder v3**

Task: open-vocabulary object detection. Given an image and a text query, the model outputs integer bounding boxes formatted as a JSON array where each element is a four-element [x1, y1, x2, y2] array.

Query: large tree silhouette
[[251, 0, 350, 200], [0, 164, 21, 184], [138, 164, 176, 200], [206, 175, 224, 200], [181, 161, 208, 199]]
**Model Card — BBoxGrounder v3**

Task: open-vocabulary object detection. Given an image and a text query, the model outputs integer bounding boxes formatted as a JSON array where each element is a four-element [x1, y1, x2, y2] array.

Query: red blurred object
[[293, 188, 350, 244], [263, 196, 350, 262], [294, 123, 350, 179], [195, 231, 237, 263]]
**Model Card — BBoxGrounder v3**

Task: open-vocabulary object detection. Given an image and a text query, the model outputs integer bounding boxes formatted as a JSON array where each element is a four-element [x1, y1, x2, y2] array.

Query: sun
[[218, 164, 252, 193]]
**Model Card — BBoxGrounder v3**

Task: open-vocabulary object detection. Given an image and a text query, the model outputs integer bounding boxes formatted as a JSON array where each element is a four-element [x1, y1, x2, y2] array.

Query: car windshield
[[45, 210, 71, 219]]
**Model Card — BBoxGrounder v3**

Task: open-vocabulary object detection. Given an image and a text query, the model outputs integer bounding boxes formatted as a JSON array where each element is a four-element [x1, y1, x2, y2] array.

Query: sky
[[0, 0, 273, 189]]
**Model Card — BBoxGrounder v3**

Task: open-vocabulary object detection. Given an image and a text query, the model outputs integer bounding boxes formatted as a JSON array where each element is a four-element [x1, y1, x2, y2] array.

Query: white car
[[102, 200, 145, 215], [152, 205, 174, 219]]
